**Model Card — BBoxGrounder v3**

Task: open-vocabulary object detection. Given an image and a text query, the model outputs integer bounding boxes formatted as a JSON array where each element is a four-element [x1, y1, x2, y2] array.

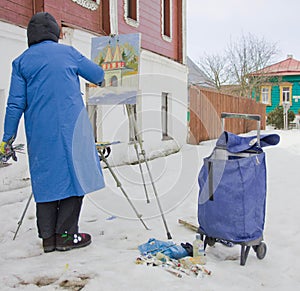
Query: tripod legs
[[98, 149, 150, 231], [126, 104, 172, 239], [13, 192, 33, 240], [126, 105, 150, 203]]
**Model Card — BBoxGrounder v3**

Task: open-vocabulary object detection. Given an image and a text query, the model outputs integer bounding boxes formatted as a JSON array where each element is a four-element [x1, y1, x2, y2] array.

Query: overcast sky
[[187, 0, 300, 64]]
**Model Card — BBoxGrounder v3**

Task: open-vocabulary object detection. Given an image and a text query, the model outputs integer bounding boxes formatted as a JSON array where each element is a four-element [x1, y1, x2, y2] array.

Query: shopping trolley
[[197, 113, 280, 265]]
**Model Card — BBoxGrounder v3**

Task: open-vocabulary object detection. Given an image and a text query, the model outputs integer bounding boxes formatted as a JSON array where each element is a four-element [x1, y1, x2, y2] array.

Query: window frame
[[128, 104, 138, 142], [260, 85, 272, 105], [161, 92, 173, 140], [161, 0, 173, 42], [124, 0, 139, 28], [279, 83, 293, 105]]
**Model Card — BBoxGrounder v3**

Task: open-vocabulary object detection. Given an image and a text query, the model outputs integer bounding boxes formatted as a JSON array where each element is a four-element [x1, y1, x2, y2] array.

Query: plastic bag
[[138, 238, 188, 259]]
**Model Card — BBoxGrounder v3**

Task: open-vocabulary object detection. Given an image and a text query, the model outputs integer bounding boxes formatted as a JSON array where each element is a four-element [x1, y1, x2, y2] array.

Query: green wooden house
[[251, 55, 300, 115]]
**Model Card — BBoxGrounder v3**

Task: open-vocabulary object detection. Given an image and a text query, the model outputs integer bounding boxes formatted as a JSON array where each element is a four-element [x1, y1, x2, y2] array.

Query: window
[[127, 0, 137, 21], [124, 0, 139, 27], [260, 86, 271, 105], [163, 0, 170, 36], [85, 84, 97, 141], [87, 104, 97, 141], [162, 0, 172, 41], [128, 104, 138, 142], [282, 87, 290, 102], [280, 84, 293, 105], [162, 92, 170, 139]]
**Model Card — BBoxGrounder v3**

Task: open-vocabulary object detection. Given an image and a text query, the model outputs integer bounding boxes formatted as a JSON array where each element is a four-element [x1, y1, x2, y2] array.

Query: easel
[[96, 142, 150, 230], [125, 104, 172, 239], [87, 85, 172, 239]]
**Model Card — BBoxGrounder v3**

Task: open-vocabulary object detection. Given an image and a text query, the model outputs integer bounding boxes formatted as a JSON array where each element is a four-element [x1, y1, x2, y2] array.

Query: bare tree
[[197, 33, 279, 97], [227, 33, 278, 97], [197, 53, 230, 90]]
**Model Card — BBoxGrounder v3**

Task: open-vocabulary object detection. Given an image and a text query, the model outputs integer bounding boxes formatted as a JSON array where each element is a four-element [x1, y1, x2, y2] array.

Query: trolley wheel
[[254, 242, 267, 260], [205, 236, 216, 247]]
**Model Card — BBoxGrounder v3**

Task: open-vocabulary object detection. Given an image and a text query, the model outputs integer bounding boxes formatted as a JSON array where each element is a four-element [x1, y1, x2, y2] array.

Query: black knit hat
[[27, 12, 60, 47]]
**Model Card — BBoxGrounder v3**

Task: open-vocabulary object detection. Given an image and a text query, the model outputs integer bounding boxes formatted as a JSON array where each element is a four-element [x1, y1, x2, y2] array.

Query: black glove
[[181, 242, 193, 256]]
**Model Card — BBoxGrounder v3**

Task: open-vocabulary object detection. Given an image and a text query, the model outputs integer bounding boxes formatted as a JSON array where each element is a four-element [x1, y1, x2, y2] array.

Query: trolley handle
[[221, 112, 261, 121], [221, 112, 261, 147]]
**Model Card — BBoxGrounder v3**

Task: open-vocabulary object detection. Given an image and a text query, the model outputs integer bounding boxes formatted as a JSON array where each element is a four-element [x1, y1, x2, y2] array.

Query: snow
[[1, 129, 299, 290]]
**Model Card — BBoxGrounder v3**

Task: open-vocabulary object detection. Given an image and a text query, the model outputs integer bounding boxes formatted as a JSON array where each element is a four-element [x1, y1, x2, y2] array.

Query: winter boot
[[43, 235, 56, 253], [55, 233, 91, 251]]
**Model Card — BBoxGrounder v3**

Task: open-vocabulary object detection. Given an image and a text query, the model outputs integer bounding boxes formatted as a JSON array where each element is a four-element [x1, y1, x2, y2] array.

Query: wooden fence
[[188, 86, 266, 144]]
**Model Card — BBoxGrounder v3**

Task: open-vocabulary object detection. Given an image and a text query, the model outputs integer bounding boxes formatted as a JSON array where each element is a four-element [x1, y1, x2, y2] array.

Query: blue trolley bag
[[198, 115, 280, 244]]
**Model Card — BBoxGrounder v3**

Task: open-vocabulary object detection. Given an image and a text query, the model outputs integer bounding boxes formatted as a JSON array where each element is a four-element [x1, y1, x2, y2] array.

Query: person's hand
[[0, 141, 8, 155], [0, 140, 15, 162], [0, 141, 13, 157]]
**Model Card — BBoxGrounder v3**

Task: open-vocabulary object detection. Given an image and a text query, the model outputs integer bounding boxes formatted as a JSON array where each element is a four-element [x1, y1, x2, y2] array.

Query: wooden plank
[[178, 219, 198, 232]]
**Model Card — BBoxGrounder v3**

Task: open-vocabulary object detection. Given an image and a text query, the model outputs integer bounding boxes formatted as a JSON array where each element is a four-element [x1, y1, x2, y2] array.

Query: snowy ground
[[0, 129, 299, 291]]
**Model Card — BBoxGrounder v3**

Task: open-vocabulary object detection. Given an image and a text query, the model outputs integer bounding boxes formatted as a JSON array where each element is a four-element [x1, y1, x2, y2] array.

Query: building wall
[[139, 50, 187, 146], [85, 49, 188, 166], [51, 0, 106, 34], [0, 0, 33, 27], [265, 76, 300, 114], [0, 0, 183, 63], [0, 21, 27, 140], [0, 21, 29, 190], [0, 0, 109, 35], [117, 0, 183, 62]]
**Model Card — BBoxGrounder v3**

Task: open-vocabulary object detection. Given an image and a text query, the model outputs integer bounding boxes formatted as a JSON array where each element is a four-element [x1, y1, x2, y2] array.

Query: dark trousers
[[36, 196, 83, 239]]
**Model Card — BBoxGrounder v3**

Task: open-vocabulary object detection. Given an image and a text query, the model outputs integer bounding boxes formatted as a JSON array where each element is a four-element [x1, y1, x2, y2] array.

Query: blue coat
[[3, 41, 105, 202]]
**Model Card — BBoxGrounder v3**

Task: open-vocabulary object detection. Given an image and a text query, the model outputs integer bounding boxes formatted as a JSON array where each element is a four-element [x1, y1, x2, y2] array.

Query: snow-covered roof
[[187, 56, 215, 88]]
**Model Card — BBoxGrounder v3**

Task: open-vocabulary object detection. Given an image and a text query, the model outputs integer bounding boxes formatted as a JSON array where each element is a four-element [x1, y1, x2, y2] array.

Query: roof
[[187, 56, 215, 88], [250, 56, 300, 77]]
